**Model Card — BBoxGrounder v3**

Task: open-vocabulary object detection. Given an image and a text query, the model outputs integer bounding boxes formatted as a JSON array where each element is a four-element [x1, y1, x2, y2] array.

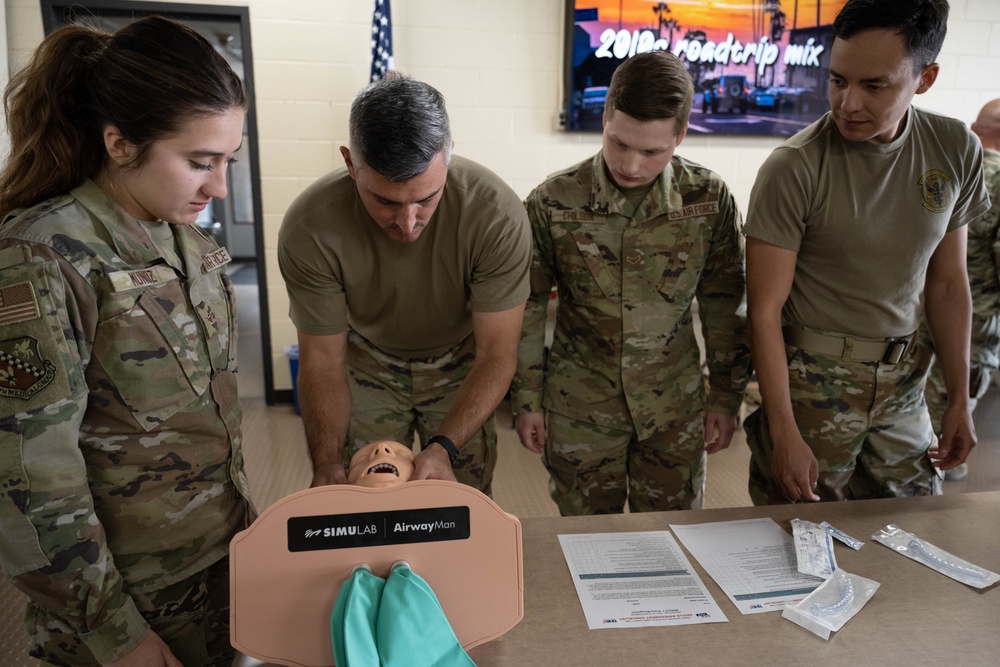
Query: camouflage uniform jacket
[[511, 151, 751, 439], [0, 181, 253, 663], [968, 147, 1000, 369], [918, 147, 1000, 370]]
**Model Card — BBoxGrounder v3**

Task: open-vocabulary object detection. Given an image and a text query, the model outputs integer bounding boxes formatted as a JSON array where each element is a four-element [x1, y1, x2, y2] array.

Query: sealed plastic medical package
[[819, 521, 864, 550], [872, 524, 1000, 589], [781, 569, 880, 640], [791, 518, 837, 579]]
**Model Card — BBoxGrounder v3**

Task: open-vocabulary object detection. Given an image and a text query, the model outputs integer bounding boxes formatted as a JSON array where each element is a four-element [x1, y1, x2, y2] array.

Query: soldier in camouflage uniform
[[0, 18, 253, 665], [922, 99, 1000, 480], [743, 0, 990, 504], [511, 51, 750, 515]]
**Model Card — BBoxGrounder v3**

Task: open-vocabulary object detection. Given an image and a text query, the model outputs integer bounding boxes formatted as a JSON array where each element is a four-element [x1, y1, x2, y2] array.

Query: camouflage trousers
[[745, 341, 941, 505], [27, 557, 233, 666], [346, 331, 497, 495], [542, 410, 706, 515], [924, 359, 993, 435]]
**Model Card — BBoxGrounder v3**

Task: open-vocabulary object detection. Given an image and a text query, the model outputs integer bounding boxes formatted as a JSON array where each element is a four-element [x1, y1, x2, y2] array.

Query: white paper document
[[558, 531, 728, 629], [670, 519, 821, 615]]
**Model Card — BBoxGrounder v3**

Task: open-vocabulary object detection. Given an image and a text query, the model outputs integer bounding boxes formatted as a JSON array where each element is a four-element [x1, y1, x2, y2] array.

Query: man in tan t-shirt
[[278, 75, 531, 493], [743, 0, 990, 504]]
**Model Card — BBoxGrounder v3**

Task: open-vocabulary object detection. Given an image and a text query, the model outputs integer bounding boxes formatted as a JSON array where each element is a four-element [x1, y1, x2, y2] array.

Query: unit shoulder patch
[[0, 335, 56, 399]]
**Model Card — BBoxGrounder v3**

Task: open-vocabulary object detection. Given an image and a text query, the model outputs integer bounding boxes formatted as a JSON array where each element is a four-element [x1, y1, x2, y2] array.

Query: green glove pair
[[331, 561, 477, 667]]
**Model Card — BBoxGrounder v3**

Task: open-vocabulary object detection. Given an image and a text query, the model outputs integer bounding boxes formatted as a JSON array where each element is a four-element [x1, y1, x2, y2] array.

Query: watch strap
[[426, 434, 458, 465]]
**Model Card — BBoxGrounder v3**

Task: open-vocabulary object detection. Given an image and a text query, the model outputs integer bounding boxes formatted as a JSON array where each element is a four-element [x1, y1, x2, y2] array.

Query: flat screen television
[[564, 0, 849, 136]]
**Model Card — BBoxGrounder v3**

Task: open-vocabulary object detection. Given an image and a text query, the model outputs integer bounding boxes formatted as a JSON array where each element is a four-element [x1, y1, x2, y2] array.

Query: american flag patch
[[0, 281, 39, 326]]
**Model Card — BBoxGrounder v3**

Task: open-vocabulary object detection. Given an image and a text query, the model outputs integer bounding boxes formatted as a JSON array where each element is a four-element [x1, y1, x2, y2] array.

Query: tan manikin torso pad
[[230, 480, 523, 667]]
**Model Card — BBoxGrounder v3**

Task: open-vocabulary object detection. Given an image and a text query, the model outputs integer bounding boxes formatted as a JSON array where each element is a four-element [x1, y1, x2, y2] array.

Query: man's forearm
[[298, 362, 352, 469], [437, 353, 515, 448], [926, 280, 973, 406], [748, 314, 798, 440]]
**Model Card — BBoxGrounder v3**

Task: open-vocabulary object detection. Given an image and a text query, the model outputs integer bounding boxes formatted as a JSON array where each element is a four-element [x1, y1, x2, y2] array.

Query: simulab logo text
[[304, 525, 378, 539]]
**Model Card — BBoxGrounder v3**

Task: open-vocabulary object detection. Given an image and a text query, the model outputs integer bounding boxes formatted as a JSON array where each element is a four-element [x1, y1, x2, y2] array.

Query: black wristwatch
[[426, 434, 459, 465]]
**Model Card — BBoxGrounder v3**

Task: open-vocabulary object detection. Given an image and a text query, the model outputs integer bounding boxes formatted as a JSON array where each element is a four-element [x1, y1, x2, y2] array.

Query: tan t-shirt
[[744, 107, 990, 338], [279, 155, 531, 358]]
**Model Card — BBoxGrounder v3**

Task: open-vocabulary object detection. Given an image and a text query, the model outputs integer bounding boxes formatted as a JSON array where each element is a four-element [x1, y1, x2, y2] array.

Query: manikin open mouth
[[366, 462, 399, 476]]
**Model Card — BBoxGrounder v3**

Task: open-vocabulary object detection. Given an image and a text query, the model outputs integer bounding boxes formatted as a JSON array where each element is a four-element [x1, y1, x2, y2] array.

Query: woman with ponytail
[[0, 16, 253, 666]]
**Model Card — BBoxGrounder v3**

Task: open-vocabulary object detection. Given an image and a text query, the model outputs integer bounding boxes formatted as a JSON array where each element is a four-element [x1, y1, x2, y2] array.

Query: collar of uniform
[[180, 224, 232, 276], [71, 179, 163, 265], [71, 180, 227, 277], [833, 105, 915, 156], [590, 150, 681, 223]]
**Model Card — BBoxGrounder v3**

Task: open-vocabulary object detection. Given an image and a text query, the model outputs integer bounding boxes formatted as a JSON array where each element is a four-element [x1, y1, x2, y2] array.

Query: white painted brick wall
[[5, 0, 999, 392]]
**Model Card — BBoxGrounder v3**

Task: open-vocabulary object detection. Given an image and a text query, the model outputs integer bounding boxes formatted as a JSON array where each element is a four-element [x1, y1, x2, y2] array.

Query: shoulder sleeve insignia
[[0, 335, 57, 399]]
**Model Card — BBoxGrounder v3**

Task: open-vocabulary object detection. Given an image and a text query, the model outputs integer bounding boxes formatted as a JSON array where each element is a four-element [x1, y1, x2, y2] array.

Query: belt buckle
[[882, 337, 909, 364]]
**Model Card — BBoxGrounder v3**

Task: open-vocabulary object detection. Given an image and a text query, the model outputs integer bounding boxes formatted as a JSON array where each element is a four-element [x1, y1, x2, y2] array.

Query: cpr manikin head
[[348, 441, 415, 488]]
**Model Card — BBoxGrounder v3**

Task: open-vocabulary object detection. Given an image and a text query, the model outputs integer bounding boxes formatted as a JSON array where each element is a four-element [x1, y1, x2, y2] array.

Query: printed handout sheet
[[670, 518, 822, 614], [558, 531, 728, 629]]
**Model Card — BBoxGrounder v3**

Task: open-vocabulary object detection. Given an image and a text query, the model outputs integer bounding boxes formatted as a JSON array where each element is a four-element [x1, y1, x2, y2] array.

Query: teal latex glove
[[376, 562, 477, 667], [330, 565, 385, 666]]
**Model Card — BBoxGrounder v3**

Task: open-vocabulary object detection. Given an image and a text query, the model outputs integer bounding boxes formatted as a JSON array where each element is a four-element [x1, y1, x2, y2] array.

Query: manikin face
[[340, 146, 449, 244], [601, 109, 686, 190], [348, 440, 415, 488], [110, 109, 245, 224], [828, 28, 938, 144]]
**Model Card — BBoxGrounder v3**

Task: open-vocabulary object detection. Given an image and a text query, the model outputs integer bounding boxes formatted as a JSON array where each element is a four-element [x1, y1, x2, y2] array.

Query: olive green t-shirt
[[744, 107, 990, 338], [279, 156, 531, 358]]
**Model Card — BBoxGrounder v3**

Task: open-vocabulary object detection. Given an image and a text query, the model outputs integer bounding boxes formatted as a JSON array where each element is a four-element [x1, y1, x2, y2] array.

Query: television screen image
[[564, 0, 849, 136]]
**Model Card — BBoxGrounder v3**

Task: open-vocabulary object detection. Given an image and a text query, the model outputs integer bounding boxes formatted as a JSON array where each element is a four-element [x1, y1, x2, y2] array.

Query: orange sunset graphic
[[567, 0, 849, 135], [578, 0, 843, 45]]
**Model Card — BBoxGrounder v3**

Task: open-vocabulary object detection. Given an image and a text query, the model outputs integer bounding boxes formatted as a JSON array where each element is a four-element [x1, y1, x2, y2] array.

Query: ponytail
[[0, 16, 247, 216], [0, 25, 109, 214]]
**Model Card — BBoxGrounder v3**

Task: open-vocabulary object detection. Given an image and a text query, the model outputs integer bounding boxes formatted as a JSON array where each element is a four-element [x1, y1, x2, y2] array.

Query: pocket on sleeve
[[0, 425, 50, 577]]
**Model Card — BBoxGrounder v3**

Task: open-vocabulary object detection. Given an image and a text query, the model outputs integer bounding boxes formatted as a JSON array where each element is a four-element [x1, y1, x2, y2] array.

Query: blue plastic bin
[[286, 344, 301, 415]]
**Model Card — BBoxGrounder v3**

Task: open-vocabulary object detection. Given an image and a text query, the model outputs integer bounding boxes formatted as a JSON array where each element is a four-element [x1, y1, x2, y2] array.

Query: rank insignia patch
[[0, 336, 57, 399]]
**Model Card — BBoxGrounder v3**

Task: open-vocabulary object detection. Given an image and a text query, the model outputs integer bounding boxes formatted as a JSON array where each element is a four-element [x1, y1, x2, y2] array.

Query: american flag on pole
[[370, 0, 394, 82]]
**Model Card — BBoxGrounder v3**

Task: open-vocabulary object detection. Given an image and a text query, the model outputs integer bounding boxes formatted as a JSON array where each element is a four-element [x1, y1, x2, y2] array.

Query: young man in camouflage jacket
[[511, 51, 750, 515]]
